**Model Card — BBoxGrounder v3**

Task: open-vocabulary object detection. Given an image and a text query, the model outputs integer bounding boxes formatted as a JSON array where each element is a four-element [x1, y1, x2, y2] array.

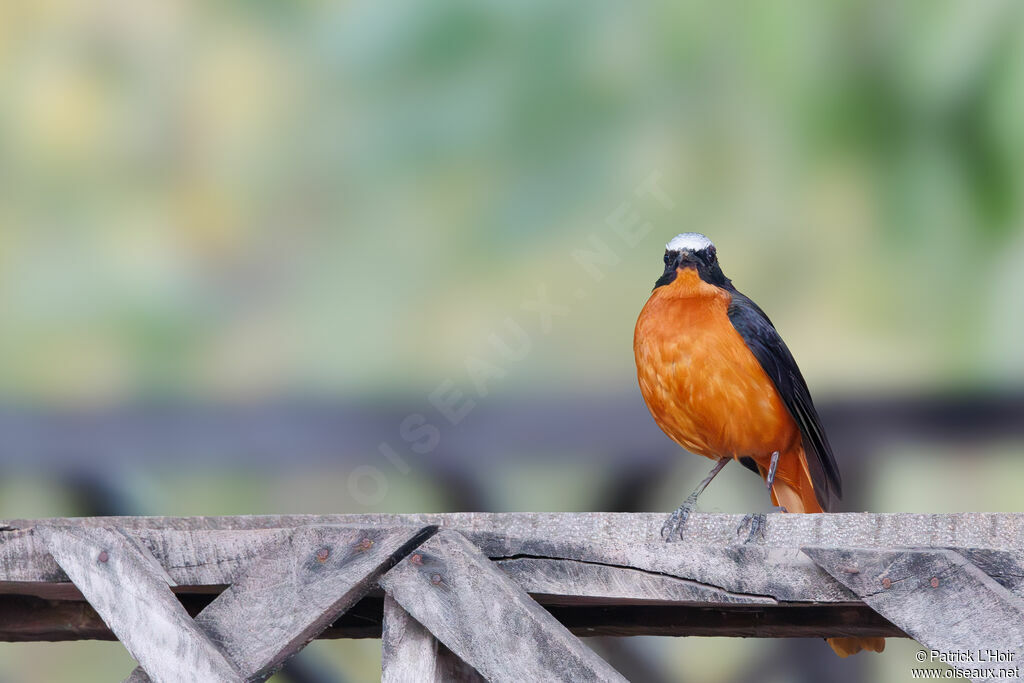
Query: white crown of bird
[[666, 233, 714, 252]]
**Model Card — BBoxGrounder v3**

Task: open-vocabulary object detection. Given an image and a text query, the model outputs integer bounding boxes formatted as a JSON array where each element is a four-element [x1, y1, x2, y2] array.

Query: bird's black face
[[654, 246, 731, 290]]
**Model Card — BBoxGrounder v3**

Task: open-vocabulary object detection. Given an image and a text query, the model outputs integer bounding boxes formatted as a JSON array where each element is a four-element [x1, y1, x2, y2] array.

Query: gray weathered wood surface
[[381, 529, 627, 683], [6, 513, 1022, 603], [125, 525, 432, 683], [4, 511, 1024, 683], [381, 594, 484, 683], [808, 548, 1024, 681], [40, 526, 242, 683]]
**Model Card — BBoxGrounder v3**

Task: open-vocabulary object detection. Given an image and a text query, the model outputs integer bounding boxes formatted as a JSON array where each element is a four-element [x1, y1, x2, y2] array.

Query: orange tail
[[763, 448, 886, 658]]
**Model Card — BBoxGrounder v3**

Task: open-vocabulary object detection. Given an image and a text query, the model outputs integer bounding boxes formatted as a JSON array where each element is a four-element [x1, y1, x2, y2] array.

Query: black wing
[[727, 290, 842, 511]]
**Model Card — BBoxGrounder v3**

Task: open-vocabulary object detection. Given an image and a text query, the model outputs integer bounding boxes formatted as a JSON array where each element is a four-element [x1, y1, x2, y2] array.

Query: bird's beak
[[674, 250, 698, 268], [656, 249, 701, 289]]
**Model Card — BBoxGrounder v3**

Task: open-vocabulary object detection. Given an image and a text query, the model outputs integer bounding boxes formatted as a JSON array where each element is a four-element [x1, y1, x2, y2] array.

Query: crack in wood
[[493, 553, 780, 604]]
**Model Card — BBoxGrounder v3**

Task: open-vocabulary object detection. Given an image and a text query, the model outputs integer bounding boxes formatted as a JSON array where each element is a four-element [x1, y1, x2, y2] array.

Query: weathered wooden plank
[[0, 594, 115, 641], [6, 514, 1024, 606], [126, 525, 434, 683], [7, 512, 1024, 549], [496, 557, 777, 605], [544, 602, 905, 639], [382, 594, 484, 683], [0, 593, 907, 642], [382, 594, 443, 683], [40, 526, 242, 683], [1, 515, 1022, 648], [381, 529, 627, 683], [0, 525, 289, 586], [956, 549, 1024, 594], [806, 548, 1024, 681]]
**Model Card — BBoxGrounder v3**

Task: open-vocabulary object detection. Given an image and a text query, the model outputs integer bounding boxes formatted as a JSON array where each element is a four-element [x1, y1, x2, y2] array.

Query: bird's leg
[[662, 458, 730, 542], [738, 451, 786, 543], [764, 450, 788, 513]]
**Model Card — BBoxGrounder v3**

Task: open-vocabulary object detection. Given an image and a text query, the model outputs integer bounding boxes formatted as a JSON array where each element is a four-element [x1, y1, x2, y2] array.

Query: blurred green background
[[1, 0, 1023, 681]]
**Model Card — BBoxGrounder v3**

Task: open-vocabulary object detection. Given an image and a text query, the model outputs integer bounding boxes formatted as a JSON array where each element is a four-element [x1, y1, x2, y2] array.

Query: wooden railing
[[2, 512, 1023, 682]]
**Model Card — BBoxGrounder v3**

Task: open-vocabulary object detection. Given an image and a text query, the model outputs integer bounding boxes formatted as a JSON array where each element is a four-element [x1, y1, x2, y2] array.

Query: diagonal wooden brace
[[380, 529, 627, 683], [123, 524, 435, 683], [39, 526, 243, 683], [804, 547, 1024, 681]]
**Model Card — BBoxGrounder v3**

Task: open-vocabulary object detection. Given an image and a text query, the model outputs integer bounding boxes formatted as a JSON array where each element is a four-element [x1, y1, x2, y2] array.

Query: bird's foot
[[737, 512, 768, 543], [736, 506, 787, 543], [661, 503, 693, 542], [737, 513, 765, 543]]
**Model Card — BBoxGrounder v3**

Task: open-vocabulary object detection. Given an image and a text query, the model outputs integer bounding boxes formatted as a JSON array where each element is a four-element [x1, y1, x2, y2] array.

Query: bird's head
[[654, 233, 732, 290]]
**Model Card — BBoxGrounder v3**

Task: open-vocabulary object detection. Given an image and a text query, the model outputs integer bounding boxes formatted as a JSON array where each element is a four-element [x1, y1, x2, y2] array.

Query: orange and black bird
[[633, 233, 884, 657]]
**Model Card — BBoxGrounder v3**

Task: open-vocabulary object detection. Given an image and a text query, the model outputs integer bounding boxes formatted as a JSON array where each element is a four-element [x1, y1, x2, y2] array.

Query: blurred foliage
[[0, 0, 1022, 403]]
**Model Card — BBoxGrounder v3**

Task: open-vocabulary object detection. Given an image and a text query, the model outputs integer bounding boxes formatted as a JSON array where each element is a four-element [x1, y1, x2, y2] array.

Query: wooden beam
[[956, 549, 1024, 593], [126, 525, 434, 683], [545, 602, 904, 639], [382, 594, 484, 683], [0, 593, 907, 642], [806, 548, 1024, 678], [0, 594, 123, 642], [381, 530, 627, 683], [7, 514, 1024, 605], [496, 556, 776, 605], [0, 515, 1019, 647], [39, 526, 242, 683], [7, 512, 1023, 550], [0, 525, 289, 586]]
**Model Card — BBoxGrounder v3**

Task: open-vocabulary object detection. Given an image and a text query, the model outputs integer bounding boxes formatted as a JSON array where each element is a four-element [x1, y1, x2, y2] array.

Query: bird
[[633, 232, 884, 657]]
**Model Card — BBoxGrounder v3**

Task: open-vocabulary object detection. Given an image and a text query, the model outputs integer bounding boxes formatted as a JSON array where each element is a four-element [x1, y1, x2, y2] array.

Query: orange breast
[[633, 268, 801, 462]]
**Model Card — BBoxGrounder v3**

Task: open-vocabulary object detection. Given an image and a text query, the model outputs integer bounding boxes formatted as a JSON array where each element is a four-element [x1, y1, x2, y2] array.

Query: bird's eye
[[707, 246, 717, 262], [663, 251, 673, 264]]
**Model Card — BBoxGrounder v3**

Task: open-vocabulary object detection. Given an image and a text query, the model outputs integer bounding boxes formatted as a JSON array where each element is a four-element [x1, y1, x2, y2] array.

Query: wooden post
[[382, 594, 483, 683]]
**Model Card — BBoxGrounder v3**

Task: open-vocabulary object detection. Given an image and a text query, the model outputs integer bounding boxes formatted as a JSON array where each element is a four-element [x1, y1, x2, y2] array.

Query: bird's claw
[[736, 506, 786, 543], [660, 507, 691, 542], [737, 512, 767, 544]]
